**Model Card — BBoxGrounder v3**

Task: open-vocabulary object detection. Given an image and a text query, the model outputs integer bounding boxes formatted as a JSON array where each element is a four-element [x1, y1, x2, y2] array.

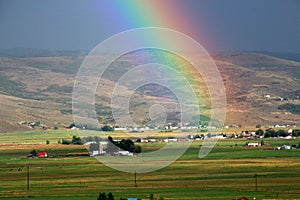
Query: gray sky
[[0, 0, 299, 53]]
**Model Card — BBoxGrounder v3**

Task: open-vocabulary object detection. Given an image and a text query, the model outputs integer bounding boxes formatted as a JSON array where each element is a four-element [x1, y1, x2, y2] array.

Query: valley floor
[[0, 131, 300, 200]]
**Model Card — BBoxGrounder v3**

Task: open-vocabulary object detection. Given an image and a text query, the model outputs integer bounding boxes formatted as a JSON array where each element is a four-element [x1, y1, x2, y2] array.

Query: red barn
[[37, 152, 48, 158]]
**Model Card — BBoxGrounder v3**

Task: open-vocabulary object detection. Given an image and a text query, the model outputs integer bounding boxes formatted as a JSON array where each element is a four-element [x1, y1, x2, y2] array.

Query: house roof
[[37, 152, 47, 157]]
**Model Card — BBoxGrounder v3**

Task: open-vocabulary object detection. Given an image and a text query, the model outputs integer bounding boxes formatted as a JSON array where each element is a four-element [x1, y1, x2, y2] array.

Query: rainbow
[[89, 1, 213, 48], [71, 2, 226, 172], [75, 2, 225, 127]]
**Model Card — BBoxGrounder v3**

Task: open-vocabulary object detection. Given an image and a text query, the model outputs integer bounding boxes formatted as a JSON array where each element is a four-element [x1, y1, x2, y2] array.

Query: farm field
[[0, 130, 300, 200]]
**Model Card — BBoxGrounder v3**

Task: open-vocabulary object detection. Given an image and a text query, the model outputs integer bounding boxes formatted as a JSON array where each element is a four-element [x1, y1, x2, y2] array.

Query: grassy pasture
[[0, 130, 300, 199]]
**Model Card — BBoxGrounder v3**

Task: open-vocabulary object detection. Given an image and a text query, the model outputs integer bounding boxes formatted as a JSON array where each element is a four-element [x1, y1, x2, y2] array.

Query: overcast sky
[[0, 0, 299, 53]]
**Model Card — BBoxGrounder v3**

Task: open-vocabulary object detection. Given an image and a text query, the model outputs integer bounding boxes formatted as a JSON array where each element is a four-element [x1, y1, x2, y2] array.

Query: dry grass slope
[[0, 52, 299, 132]]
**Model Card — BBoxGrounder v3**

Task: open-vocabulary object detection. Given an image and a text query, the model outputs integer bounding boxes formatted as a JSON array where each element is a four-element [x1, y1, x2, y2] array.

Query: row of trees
[[255, 129, 300, 138], [107, 136, 142, 154], [59, 135, 82, 145], [96, 192, 163, 200], [97, 192, 115, 200], [68, 123, 114, 131]]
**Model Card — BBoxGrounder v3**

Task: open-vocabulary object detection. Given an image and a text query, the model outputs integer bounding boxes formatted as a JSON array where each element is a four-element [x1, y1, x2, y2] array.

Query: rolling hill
[[0, 50, 299, 132]]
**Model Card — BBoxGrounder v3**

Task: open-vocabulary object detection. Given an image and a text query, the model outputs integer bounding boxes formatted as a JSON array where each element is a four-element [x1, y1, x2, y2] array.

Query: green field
[[0, 130, 300, 199]]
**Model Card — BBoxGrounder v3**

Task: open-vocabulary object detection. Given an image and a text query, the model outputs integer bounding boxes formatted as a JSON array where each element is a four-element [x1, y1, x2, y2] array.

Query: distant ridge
[[0, 48, 88, 57], [2, 48, 300, 62], [249, 51, 300, 63]]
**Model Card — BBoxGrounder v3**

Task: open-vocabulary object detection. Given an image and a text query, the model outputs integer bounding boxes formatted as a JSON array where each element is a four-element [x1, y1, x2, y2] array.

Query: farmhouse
[[87, 142, 107, 156]]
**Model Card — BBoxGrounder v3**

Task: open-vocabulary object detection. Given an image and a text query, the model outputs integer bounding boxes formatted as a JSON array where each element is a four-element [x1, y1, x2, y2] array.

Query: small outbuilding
[[247, 143, 260, 147]]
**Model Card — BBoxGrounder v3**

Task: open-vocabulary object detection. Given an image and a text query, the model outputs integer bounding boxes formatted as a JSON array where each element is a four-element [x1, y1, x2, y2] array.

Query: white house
[[281, 145, 291, 150], [211, 135, 227, 139], [92, 150, 99, 156], [119, 151, 133, 156], [164, 138, 178, 142], [114, 127, 127, 131]]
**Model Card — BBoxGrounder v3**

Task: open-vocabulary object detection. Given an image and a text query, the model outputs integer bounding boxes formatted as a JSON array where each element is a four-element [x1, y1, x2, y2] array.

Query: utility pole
[[27, 166, 30, 191], [254, 174, 258, 191], [134, 171, 137, 187]]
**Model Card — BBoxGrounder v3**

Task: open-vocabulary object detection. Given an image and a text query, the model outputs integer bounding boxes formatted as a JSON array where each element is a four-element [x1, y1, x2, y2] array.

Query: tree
[[106, 136, 142, 154], [255, 129, 264, 136], [134, 145, 142, 153], [97, 192, 107, 200], [62, 139, 71, 145], [102, 125, 114, 131], [119, 139, 134, 152], [71, 136, 82, 145], [277, 129, 288, 137], [264, 132, 270, 138], [149, 194, 154, 200], [30, 149, 38, 157], [292, 129, 300, 137], [107, 192, 114, 200], [264, 129, 276, 138]]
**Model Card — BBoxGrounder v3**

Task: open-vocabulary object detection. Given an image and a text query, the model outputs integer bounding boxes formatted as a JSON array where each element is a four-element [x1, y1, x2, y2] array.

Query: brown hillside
[[0, 52, 299, 132]]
